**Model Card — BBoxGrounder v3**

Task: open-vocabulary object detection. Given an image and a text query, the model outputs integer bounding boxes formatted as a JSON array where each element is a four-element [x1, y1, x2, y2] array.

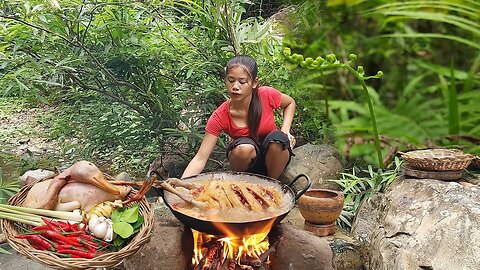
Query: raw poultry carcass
[[23, 160, 130, 212]]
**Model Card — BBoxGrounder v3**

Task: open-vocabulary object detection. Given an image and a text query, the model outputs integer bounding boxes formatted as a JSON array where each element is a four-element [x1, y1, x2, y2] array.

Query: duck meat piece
[[236, 184, 264, 212], [195, 181, 233, 209]]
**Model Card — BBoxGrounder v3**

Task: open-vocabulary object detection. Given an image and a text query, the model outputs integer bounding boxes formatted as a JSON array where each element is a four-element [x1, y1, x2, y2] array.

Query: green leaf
[[119, 204, 139, 223], [113, 235, 126, 247], [132, 215, 144, 230], [113, 221, 134, 239], [111, 208, 122, 223], [0, 246, 12, 255]]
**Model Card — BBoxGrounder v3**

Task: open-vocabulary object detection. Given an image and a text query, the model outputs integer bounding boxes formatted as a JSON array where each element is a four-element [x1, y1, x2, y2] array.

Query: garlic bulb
[[88, 214, 100, 228], [93, 220, 109, 239], [88, 215, 114, 242], [104, 225, 115, 242]]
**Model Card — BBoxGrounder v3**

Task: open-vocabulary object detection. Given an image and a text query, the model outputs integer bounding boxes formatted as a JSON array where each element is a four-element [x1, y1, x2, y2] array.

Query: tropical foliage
[[0, 167, 20, 204], [280, 0, 480, 166], [332, 157, 403, 230], [0, 0, 479, 231], [0, 0, 284, 175]]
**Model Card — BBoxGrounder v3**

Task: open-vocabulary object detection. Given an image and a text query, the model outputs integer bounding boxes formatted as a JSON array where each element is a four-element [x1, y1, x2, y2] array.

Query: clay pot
[[297, 189, 344, 225]]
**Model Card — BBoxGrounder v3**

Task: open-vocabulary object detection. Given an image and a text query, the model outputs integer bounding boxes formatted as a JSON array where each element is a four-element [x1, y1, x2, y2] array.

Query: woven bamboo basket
[[399, 148, 475, 171], [472, 156, 480, 169], [1, 183, 154, 270]]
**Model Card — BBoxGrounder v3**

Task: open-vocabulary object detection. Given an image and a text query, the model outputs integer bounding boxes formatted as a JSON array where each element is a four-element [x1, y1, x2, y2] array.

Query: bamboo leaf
[[377, 33, 480, 50]]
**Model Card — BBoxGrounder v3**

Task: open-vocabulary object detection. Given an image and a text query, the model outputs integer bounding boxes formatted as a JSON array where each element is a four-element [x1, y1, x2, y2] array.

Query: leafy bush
[[0, 167, 20, 204], [332, 157, 403, 230], [278, 0, 480, 165], [0, 0, 283, 175]]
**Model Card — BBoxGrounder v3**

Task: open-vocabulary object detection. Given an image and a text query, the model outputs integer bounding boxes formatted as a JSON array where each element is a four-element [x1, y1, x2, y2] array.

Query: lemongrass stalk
[[0, 204, 83, 222], [0, 211, 43, 223], [0, 212, 42, 226], [0, 206, 41, 218]]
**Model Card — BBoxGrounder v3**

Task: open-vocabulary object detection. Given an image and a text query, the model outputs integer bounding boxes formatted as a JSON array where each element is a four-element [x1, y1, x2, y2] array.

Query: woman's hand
[[285, 132, 296, 148]]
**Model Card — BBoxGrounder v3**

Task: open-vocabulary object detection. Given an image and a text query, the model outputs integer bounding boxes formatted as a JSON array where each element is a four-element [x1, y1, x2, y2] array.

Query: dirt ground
[[0, 104, 60, 157]]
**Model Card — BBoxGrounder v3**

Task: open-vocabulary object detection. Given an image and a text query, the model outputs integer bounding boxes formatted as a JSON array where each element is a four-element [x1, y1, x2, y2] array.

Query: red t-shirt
[[205, 86, 282, 143]]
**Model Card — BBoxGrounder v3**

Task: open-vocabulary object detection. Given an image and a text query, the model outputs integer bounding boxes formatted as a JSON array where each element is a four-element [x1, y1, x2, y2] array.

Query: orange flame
[[191, 229, 270, 267]]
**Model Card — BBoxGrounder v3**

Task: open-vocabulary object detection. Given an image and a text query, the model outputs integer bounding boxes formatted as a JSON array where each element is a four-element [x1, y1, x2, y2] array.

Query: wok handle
[[287, 174, 311, 201]]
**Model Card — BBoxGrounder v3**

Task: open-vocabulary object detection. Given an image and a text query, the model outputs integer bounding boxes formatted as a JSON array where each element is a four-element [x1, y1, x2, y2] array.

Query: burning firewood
[[194, 241, 223, 270], [240, 258, 261, 268]]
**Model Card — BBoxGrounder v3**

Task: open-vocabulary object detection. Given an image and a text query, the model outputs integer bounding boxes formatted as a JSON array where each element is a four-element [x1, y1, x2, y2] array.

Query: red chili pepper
[[78, 234, 94, 241], [81, 242, 96, 253], [64, 235, 97, 251], [32, 225, 54, 232], [79, 238, 99, 249], [54, 244, 89, 251], [71, 222, 85, 232], [41, 230, 83, 247], [36, 221, 62, 233], [86, 236, 110, 247], [52, 239, 68, 246], [54, 252, 83, 258], [16, 234, 54, 251], [41, 218, 70, 232], [62, 231, 85, 237], [97, 240, 109, 247], [75, 222, 88, 232], [18, 235, 43, 250], [56, 220, 75, 232], [57, 248, 96, 259], [172, 202, 180, 209], [30, 241, 44, 250]]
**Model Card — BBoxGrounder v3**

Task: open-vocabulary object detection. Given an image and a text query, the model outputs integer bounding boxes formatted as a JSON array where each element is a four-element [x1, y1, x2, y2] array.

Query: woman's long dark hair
[[226, 55, 262, 143]]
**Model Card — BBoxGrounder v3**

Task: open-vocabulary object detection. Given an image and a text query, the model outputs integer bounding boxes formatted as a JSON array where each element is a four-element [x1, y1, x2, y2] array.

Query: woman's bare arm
[[181, 132, 219, 178], [279, 93, 296, 133]]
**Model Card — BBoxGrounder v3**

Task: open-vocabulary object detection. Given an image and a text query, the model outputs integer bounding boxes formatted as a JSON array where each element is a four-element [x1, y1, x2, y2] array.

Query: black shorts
[[226, 130, 294, 176]]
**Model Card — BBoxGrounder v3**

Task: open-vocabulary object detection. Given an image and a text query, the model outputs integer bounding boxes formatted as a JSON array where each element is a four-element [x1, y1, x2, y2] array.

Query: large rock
[[281, 143, 344, 190], [269, 223, 334, 270], [0, 243, 50, 270], [123, 203, 193, 270], [352, 177, 480, 270], [285, 206, 369, 270], [19, 169, 55, 185]]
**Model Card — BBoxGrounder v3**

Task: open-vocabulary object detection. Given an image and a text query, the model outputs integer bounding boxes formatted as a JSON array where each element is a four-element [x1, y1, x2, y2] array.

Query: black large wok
[[159, 172, 311, 236]]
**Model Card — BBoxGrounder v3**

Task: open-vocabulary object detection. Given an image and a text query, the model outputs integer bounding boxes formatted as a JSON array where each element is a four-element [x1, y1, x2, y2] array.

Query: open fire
[[191, 229, 272, 270]]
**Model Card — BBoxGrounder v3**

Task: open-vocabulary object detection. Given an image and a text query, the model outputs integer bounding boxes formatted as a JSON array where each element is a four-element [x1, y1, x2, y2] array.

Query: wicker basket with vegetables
[[1, 161, 154, 270]]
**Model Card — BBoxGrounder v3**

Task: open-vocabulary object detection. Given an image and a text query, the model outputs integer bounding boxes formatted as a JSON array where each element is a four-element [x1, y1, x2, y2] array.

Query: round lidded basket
[[1, 183, 154, 270], [400, 148, 475, 171], [472, 156, 480, 169]]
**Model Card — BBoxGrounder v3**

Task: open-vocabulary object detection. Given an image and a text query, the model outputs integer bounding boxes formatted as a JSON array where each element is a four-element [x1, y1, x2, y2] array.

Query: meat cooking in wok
[[166, 179, 293, 222]]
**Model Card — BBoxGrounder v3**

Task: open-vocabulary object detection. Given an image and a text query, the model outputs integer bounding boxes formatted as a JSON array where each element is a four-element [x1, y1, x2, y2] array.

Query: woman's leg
[[262, 131, 292, 179], [227, 138, 259, 172]]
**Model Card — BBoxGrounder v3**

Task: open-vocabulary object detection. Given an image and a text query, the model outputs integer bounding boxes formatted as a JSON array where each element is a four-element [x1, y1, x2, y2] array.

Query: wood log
[[240, 258, 261, 267], [200, 241, 223, 270]]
